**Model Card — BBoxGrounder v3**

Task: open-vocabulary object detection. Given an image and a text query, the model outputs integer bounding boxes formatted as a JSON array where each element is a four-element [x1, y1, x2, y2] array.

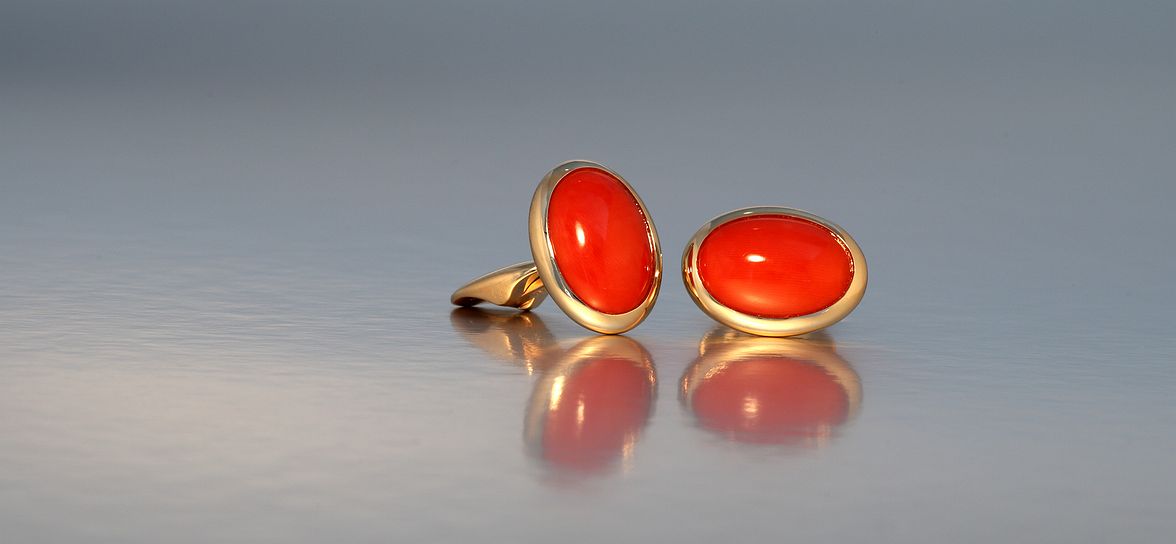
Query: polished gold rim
[[681, 206, 867, 337], [530, 160, 663, 335]]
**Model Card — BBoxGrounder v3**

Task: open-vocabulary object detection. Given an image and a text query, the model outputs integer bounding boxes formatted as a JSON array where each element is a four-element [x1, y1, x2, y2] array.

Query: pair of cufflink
[[451, 160, 866, 337]]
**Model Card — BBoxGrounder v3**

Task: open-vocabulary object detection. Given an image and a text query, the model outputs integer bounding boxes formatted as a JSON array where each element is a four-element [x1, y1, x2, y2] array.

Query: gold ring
[[452, 160, 663, 334], [682, 206, 867, 337]]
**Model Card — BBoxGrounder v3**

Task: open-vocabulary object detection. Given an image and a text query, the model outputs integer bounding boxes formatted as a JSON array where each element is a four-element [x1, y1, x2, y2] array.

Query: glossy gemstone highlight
[[546, 168, 655, 315], [697, 214, 853, 319]]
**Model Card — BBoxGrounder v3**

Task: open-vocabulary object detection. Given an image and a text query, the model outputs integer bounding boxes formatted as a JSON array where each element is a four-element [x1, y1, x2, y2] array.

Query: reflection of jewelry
[[525, 336, 656, 472], [452, 160, 663, 335], [448, 308, 559, 374], [682, 207, 867, 337], [681, 329, 862, 446], [449, 309, 658, 474]]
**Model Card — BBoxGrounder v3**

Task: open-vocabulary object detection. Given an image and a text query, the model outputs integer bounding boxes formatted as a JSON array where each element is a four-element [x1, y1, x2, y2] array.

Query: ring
[[452, 160, 663, 334], [682, 206, 867, 337]]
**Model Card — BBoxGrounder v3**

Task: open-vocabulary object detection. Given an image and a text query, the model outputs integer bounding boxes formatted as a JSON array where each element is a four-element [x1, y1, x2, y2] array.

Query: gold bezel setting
[[681, 207, 867, 337], [529, 160, 663, 335]]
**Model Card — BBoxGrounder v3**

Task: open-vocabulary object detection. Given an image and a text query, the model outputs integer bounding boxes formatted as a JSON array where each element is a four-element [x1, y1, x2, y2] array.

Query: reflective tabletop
[[2, 2, 1174, 542]]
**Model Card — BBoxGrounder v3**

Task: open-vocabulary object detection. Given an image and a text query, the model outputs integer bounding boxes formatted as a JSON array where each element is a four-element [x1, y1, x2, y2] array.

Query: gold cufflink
[[682, 207, 867, 337], [452, 160, 663, 334]]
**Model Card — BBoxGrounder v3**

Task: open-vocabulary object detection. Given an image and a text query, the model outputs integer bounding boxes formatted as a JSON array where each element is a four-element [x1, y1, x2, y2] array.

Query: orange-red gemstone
[[698, 214, 853, 318], [547, 168, 655, 315], [690, 356, 850, 445], [540, 357, 653, 472]]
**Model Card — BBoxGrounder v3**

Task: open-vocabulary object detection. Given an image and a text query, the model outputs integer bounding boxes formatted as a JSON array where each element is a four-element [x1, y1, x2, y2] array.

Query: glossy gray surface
[[2, 2, 1174, 542]]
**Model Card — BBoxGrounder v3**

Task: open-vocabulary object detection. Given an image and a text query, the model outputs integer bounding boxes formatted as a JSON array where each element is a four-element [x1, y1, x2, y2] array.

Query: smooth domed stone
[[698, 214, 853, 318], [540, 357, 653, 471], [691, 357, 850, 445], [547, 168, 655, 315]]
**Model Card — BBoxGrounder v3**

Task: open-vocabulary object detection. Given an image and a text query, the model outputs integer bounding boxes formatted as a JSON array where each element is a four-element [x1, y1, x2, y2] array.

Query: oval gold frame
[[529, 160, 663, 335], [681, 207, 867, 337]]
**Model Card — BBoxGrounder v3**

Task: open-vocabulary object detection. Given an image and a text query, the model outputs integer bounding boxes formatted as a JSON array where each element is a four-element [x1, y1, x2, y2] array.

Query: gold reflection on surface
[[524, 336, 656, 475], [681, 328, 862, 447], [449, 307, 560, 374], [450, 308, 657, 476]]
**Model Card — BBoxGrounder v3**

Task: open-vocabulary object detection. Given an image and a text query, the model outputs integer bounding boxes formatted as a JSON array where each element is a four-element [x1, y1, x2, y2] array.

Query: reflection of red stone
[[690, 357, 849, 445], [540, 357, 654, 472], [547, 167, 655, 314], [698, 214, 853, 318]]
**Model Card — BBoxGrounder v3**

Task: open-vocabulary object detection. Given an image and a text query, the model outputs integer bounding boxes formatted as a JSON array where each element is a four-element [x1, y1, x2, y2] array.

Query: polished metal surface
[[2, 1, 1174, 542]]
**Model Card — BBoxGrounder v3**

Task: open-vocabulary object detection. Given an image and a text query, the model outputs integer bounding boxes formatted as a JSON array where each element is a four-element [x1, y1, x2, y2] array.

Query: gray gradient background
[[2, 1, 1174, 542]]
